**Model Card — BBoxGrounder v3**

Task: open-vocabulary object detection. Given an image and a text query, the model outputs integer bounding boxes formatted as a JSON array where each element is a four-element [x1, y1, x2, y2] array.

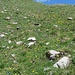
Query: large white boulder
[[53, 56, 70, 69]]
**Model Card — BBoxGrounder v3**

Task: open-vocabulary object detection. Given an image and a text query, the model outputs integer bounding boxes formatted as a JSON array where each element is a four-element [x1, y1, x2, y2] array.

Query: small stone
[[7, 46, 10, 49], [0, 34, 5, 38], [5, 17, 10, 20], [27, 37, 36, 41], [49, 71, 53, 75], [53, 25, 58, 28], [44, 67, 51, 71], [1, 11, 4, 13], [68, 17, 73, 20], [11, 54, 15, 57], [13, 60, 17, 63], [16, 41, 23, 45], [24, 17, 27, 19], [46, 42, 49, 45], [27, 42, 36, 47], [8, 40, 11, 44], [12, 22, 18, 25]]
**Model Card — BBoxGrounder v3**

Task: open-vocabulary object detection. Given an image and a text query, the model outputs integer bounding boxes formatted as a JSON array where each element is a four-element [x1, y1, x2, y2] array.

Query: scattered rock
[[44, 67, 51, 71], [53, 25, 58, 28], [11, 22, 18, 25], [46, 42, 49, 45], [16, 41, 23, 45], [0, 34, 5, 38], [27, 37, 36, 41], [11, 54, 15, 57], [8, 40, 11, 44], [5, 17, 10, 20], [68, 17, 73, 20], [1, 11, 4, 13], [53, 56, 70, 69], [7, 46, 10, 49], [46, 50, 60, 60], [13, 60, 17, 63], [27, 41, 36, 47], [49, 71, 53, 75], [24, 16, 27, 19]]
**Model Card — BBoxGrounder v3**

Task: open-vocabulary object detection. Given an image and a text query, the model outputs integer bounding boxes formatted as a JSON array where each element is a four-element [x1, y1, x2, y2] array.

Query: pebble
[[0, 34, 5, 38], [16, 41, 23, 45], [27, 41, 36, 47], [46, 42, 49, 45], [68, 17, 73, 20], [5, 17, 10, 20], [8, 40, 11, 44], [11, 54, 15, 57], [12, 22, 18, 25]]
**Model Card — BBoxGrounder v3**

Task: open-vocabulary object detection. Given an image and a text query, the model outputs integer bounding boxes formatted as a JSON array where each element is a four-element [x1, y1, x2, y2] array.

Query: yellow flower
[[32, 70, 35, 73], [9, 68, 12, 70], [35, 72, 38, 74]]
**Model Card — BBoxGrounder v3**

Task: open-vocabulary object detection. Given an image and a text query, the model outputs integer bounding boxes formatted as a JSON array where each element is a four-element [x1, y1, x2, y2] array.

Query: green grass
[[0, 0, 75, 75]]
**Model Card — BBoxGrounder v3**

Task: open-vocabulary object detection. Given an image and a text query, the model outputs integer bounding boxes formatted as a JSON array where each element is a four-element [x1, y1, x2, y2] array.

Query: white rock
[[0, 34, 5, 38], [53, 56, 70, 69], [53, 25, 58, 28], [11, 54, 15, 57], [68, 17, 73, 20], [46, 50, 60, 60], [27, 37, 36, 41], [5, 17, 10, 20], [27, 42, 35, 47], [7, 46, 10, 49], [12, 22, 18, 25], [1, 11, 4, 13], [13, 60, 17, 63], [16, 41, 23, 45], [24, 17, 27, 19], [44, 67, 51, 71], [46, 42, 49, 45], [49, 71, 53, 75], [8, 40, 11, 44], [49, 50, 60, 56], [16, 9, 19, 11]]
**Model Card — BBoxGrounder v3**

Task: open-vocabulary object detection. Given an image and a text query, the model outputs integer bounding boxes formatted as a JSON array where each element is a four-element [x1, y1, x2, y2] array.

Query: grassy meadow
[[0, 0, 75, 75]]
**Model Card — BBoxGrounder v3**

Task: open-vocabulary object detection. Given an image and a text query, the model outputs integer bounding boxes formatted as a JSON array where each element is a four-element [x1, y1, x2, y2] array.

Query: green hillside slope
[[0, 0, 75, 75]]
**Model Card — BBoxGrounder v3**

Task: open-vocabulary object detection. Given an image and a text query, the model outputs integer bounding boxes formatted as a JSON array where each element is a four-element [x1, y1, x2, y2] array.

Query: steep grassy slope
[[0, 0, 75, 75]]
